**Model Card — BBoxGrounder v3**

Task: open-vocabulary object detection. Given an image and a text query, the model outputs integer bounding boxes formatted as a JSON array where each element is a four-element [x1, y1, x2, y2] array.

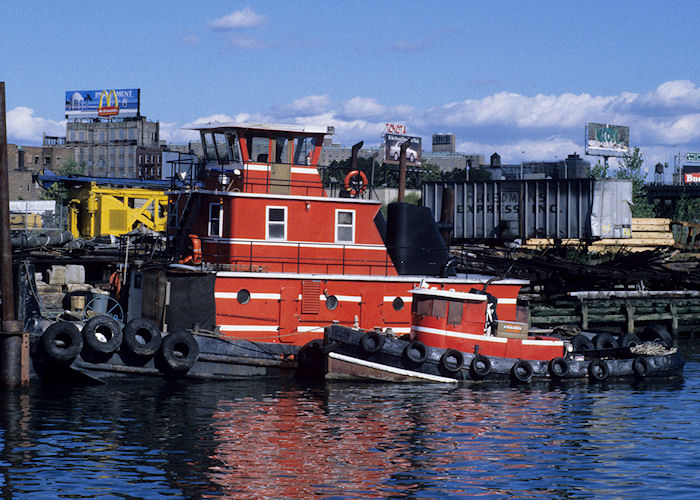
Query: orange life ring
[[343, 170, 368, 196], [179, 234, 202, 265]]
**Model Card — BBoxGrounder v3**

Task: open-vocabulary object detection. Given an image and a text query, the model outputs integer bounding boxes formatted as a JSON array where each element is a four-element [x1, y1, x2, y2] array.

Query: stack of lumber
[[521, 218, 676, 251]]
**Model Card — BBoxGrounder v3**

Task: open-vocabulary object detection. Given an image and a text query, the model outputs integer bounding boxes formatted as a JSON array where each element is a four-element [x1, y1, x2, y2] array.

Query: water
[[1, 342, 699, 499]]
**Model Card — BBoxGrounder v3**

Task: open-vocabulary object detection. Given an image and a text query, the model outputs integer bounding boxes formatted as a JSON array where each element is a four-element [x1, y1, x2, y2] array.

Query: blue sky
[[2, 0, 699, 172]]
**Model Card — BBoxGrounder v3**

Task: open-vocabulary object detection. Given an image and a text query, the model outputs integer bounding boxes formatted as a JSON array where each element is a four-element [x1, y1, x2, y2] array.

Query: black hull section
[[30, 332, 299, 385], [307, 325, 685, 384]]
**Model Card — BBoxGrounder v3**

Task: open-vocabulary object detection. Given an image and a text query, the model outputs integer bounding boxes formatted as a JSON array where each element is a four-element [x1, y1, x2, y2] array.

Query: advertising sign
[[685, 152, 700, 163], [384, 134, 422, 166], [682, 166, 700, 184], [585, 123, 630, 157], [65, 89, 140, 119]]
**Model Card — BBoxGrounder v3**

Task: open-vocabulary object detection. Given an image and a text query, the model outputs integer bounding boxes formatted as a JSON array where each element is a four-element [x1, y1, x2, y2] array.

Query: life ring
[[343, 170, 368, 197], [179, 234, 202, 265]]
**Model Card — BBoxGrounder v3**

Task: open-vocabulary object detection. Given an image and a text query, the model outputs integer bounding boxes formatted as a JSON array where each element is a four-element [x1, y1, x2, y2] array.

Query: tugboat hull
[[309, 324, 685, 384]]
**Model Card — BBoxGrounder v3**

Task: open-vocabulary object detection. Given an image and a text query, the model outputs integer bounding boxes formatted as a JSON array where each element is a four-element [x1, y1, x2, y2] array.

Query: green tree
[[588, 160, 609, 178], [42, 159, 85, 203], [615, 147, 655, 217]]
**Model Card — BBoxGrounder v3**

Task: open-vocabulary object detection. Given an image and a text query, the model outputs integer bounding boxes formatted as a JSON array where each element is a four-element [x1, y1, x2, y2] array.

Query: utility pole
[[0, 82, 26, 388]]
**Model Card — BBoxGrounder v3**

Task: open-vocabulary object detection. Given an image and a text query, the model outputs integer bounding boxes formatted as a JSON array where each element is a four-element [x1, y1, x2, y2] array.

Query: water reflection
[[0, 355, 697, 498]]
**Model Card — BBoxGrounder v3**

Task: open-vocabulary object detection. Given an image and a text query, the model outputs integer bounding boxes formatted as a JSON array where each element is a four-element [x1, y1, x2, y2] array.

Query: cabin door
[[269, 163, 291, 194], [269, 138, 291, 194]]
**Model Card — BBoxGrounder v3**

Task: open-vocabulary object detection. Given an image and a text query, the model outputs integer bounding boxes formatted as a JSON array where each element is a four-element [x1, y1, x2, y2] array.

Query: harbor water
[[1, 341, 698, 499]]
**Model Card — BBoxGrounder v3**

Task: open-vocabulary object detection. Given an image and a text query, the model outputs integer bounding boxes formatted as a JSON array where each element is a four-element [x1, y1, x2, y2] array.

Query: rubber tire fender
[[82, 315, 123, 355], [470, 354, 491, 379], [403, 340, 429, 364], [440, 349, 464, 373], [619, 332, 641, 349], [511, 359, 534, 384], [41, 321, 83, 363], [159, 330, 199, 373], [593, 332, 619, 350], [572, 334, 594, 353], [632, 356, 650, 378], [588, 358, 610, 381], [122, 318, 162, 357], [641, 323, 673, 348], [360, 331, 384, 353], [548, 356, 570, 379]]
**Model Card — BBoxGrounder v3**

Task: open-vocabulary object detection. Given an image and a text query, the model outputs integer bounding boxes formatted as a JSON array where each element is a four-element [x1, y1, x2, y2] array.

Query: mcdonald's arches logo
[[98, 89, 120, 117]]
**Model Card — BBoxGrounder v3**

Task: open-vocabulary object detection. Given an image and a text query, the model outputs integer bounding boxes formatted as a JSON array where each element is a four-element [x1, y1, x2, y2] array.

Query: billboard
[[65, 89, 140, 119], [585, 123, 630, 157], [384, 134, 422, 166], [682, 166, 700, 184]]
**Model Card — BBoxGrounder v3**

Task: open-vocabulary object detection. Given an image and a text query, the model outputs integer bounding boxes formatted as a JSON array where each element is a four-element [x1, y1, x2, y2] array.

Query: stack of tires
[[39, 317, 199, 377]]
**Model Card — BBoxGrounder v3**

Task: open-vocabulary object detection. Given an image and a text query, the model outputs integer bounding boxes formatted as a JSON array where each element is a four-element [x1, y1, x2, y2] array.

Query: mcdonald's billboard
[[65, 88, 140, 119]]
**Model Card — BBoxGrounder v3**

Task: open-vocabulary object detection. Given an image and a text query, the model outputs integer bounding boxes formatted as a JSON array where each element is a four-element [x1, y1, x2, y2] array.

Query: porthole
[[326, 295, 338, 311], [237, 289, 250, 305], [393, 297, 404, 311]]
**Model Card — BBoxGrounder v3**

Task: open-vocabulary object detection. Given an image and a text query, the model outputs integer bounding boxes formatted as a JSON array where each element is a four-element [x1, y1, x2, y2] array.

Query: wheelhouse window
[[208, 203, 223, 236], [266, 207, 287, 240], [202, 132, 217, 162], [413, 297, 447, 319], [250, 137, 270, 163], [335, 210, 355, 243], [294, 136, 317, 165], [274, 137, 291, 164]]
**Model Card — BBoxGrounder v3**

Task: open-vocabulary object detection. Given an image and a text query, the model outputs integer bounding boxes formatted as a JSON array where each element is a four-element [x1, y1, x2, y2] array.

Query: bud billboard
[[384, 134, 422, 166], [585, 123, 630, 157], [65, 89, 140, 119]]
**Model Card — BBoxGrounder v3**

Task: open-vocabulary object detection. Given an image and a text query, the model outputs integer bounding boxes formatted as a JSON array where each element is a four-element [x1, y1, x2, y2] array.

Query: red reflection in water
[[206, 386, 568, 498]]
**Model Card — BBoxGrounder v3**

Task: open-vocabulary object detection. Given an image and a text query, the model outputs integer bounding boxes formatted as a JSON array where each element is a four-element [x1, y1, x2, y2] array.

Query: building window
[[266, 206, 286, 240], [44, 156, 51, 165], [335, 210, 355, 243], [208, 203, 223, 236], [34, 156, 39, 164]]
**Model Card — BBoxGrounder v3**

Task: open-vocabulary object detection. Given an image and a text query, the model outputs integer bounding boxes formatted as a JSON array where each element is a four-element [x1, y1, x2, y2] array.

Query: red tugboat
[[314, 286, 685, 384], [33, 121, 528, 382]]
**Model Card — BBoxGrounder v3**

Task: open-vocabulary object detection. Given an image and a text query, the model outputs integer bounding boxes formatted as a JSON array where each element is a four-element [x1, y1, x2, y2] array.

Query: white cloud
[[211, 7, 265, 30], [9, 80, 700, 170], [342, 97, 387, 118], [6, 107, 65, 145]]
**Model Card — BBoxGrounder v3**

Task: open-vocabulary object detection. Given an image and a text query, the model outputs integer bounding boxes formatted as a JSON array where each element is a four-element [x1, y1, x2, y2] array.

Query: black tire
[[593, 333, 619, 350], [549, 357, 570, 379], [588, 359, 610, 381], [511, 360, 533, 384], [159, 331, 199, 373], [439, 349, 464, 373], [82, 315, 123, 355], [619, 332, 642, 349], [632, 356, 650, 379], [572, 335, 594, 352], [640, 323, 673, 348], [41, 322, 83, 363], [403, 341, 429, 364], [122, 318, 162, 357], [360, 331, 384, 353], [470, 354, 491, 379]]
